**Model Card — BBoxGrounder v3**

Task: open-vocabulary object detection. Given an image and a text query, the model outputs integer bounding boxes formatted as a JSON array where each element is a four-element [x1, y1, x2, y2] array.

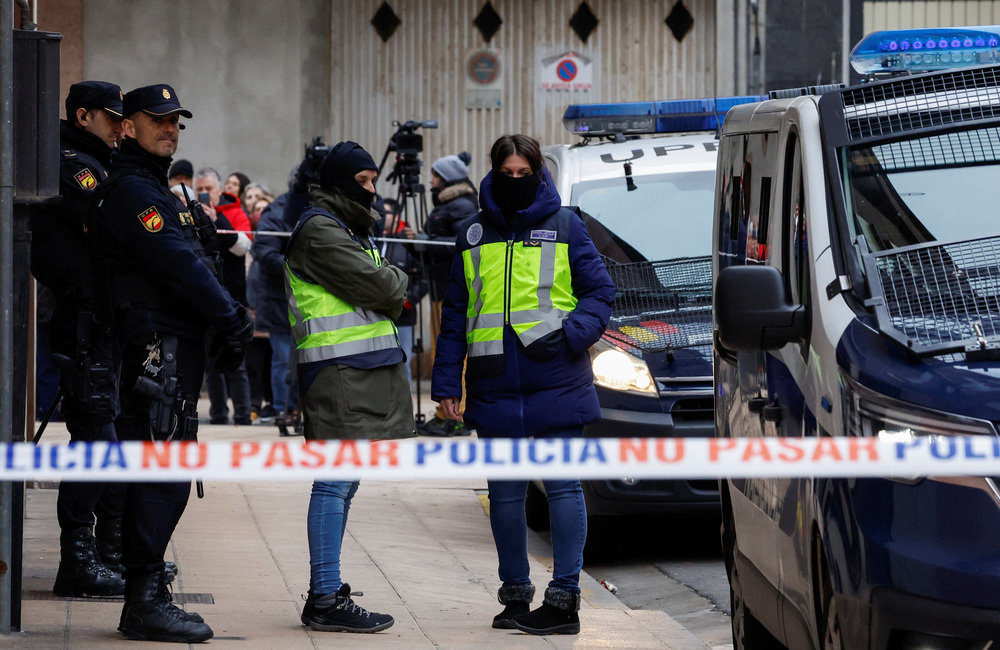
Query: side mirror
[[715, 265, 807, 351]]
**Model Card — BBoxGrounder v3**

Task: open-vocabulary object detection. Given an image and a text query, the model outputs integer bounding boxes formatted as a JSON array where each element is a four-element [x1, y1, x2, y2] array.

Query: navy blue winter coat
[[248, 189, 308, 333], [431, 168, 615, 438]]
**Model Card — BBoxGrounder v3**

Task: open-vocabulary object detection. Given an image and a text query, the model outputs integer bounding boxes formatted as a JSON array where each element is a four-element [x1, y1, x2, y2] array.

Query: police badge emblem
[[162, 88, 171, 99], [138, 206, 164, 232], [467, 222, 483, 246], [74, 168, 97, 190]]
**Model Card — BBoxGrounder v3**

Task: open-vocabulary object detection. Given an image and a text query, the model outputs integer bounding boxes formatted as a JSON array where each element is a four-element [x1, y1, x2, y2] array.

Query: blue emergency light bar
[[563, 95, 767, 137], [850, 26, 1000, 76]]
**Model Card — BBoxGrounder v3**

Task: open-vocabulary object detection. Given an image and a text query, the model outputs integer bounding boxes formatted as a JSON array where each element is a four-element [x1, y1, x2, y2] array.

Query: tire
[[816, 539, 845, 650], [723, 490, 784, 650], [525, 481, 549, 531]]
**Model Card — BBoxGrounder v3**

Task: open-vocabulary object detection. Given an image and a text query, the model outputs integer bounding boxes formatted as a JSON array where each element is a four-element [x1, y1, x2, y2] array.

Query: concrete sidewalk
[[8, 417, 711, 649]]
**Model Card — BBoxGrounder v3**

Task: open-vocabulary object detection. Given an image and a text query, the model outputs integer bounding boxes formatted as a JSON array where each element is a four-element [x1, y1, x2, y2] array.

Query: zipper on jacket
[[504, 239, 514, 325]]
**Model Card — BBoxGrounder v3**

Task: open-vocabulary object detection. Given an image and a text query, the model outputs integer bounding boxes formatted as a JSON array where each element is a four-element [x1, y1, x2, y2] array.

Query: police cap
[[122, 84, 193, 120], [66, 80, 124, 117]]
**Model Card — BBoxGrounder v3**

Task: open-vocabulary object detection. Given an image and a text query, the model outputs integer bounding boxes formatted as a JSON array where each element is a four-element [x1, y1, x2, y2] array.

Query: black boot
[[513, 586, 581, 635], [118, 570, 213, 643], [53, 527, 125, 597], [492, 583, 534, 629], [95, 517, 125, 576], [300, 583, 394, 633]]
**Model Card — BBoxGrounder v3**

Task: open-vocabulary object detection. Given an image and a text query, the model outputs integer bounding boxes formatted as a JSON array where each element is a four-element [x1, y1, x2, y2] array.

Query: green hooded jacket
[[285, 188, 415, 440]]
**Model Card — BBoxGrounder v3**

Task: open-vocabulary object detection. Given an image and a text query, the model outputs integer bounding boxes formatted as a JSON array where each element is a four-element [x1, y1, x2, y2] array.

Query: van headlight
[[842, 374, 995, 481], [589, 338, 658, 396], [843, 374, 995, 441]]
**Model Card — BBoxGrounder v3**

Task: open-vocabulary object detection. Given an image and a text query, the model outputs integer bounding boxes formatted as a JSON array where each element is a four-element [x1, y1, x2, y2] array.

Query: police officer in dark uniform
[[31, 80, 127, 598], [89, 84, 252, 643]]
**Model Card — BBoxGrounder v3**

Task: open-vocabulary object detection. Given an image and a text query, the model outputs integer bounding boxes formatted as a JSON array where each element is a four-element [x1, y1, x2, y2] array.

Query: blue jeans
[[205, 361, 252, 423], [269, 330, 293, 413], [486, 432, 587, 594], [307, 480, 360, 595]]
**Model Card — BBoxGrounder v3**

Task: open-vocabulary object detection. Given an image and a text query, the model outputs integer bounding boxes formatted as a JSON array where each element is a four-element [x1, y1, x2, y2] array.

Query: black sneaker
[[445, 420, 470, 436], [419, 416, 450, 437], [300, 584, 394, 633]]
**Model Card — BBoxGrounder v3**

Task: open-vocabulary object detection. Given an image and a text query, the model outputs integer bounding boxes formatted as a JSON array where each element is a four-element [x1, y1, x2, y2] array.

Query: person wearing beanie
[[420, 151, 478, 435], [30, 80, 126, 601], [284, 141, 414, 633]]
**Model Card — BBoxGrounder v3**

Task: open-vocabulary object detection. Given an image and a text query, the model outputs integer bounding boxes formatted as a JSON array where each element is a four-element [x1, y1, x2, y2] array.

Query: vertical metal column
[[1, 0, 17, 634]]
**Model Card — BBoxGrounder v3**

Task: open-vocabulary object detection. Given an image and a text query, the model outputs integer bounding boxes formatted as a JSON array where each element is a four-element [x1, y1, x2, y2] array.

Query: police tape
[[4, 436, 1000, 482], [216, 229, 456, 246]]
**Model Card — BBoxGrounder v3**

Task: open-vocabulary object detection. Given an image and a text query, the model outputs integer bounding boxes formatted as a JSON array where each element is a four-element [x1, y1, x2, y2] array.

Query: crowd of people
[[30, 78, 614, 643]]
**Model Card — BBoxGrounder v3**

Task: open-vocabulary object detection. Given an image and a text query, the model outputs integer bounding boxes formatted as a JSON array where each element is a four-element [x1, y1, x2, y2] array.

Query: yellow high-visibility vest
[[461, 210, 577, 357], [285, 216, 399, 365]]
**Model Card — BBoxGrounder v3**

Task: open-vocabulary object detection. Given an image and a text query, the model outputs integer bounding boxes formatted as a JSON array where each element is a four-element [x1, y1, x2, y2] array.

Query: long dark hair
[[489, 134, 542, 174]]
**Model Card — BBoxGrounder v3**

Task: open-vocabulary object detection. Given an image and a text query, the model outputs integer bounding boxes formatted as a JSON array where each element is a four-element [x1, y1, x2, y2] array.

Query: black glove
[[211, 307, 254, 372]]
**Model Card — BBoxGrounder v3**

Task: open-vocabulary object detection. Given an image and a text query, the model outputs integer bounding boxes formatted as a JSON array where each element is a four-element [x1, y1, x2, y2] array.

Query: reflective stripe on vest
[[284, 244, 399, 365], [462, 230, 576, 358]]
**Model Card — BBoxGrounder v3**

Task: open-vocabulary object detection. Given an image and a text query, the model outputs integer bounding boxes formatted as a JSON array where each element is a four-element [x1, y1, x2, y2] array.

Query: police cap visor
[[66, 80, 124, 117], [123, 84, 193, 120]]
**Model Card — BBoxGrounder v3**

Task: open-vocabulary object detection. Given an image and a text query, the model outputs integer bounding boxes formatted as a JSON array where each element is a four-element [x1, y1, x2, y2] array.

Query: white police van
[[530, 96, 763, 555], [714, 27, 1000, 649]]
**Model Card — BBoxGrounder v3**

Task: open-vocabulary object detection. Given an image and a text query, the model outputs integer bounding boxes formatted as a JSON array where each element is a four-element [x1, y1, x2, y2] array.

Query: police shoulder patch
[[467, 222, 483, 246], [137, 206, 164, 233], [74, 168, 98, 190]]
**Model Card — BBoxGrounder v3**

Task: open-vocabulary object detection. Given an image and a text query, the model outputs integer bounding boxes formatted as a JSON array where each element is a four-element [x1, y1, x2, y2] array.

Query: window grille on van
[[873, 128, 1000, 171], [841, 65, 1000, 142], [863, 235, 1000, 358], [601, 255, 713, 353]]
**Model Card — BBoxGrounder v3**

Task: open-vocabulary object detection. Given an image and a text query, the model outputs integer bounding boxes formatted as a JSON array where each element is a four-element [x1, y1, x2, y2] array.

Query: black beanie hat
[[319, 141, 378, 208]]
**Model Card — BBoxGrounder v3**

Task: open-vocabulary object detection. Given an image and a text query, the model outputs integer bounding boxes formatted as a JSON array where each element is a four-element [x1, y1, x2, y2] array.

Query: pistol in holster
[[132, 336, 199, 442]]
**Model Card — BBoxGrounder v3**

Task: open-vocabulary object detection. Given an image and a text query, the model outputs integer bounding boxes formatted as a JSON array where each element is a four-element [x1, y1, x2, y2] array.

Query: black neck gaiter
[[492, 172, 540, 213]]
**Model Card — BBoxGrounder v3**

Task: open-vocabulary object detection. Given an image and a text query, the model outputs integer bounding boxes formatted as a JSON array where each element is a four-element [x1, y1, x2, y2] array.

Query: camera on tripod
[[384, 119, 438, 186], [302, 136, 332, 184]]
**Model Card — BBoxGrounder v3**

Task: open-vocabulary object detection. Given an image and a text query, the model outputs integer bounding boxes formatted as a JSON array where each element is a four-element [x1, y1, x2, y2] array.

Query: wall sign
[[540, 51, 593, 91], [465, 49, 503, 109]]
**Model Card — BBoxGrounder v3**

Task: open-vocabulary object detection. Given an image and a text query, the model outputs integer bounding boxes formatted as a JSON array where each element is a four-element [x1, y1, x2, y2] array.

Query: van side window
[[729, 174, 742, 241], [783, 134, 810, 306], [749, 177, 772, 262], [743, 133, 774, 263], [718, 134, 747, 263]]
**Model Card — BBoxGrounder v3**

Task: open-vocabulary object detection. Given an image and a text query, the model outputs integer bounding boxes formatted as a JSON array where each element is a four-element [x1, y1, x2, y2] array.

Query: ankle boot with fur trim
[[513, 586, 580, 635], [492, 583, 535, 629]]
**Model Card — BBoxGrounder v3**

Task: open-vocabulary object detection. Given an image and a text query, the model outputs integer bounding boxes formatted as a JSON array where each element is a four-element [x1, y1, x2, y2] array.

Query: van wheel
[[724, 494, 783, 650], [525, 482, 549, 531], [816, 541, 845, 650]]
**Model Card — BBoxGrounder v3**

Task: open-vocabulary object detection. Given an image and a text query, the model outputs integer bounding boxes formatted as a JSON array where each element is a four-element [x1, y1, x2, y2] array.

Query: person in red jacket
[[195, 167, 254, 424]]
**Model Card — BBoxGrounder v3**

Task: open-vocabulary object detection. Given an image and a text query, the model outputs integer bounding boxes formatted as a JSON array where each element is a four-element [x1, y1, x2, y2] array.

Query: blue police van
[[714, 26, 1000, 649], [535, 96, 763, 554]]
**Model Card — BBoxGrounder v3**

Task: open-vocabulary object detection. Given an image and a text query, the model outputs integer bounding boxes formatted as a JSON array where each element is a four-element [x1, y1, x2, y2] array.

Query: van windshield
[[843, 126, 1000, 253], [571, 171, 715, 262]]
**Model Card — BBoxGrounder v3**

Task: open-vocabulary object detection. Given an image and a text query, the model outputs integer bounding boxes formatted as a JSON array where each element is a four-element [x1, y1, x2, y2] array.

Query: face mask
[[492, 172, 540, 212], [342, 183, 376, 209]]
